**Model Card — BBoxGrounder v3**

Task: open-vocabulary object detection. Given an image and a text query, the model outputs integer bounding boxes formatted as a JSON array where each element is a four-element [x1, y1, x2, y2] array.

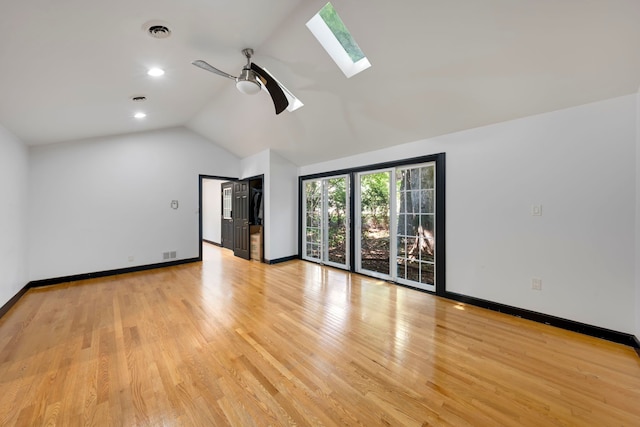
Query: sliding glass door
[[395, 164, 435, 290], [354, 163, 436, 291], [301, 156, 440, 293], [302, 175, 350, 269], [325, 177, 349, 266], [303, 180, 323, 262], [355, 170, 392, 278]]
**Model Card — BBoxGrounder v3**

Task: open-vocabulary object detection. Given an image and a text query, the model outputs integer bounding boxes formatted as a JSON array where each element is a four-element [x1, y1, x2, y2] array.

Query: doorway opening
[[232, 176, 264, 262], [198, 174, 265, 263], [199, 175, 236, 261]]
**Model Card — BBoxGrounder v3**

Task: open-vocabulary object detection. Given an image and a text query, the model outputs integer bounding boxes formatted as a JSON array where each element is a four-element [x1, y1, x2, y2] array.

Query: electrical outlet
[[532, 278, 542, 291], [531, 205, 542, 216]]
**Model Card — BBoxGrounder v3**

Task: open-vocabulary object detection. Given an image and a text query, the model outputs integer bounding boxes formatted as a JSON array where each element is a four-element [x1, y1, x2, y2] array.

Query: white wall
[[202, 179, 226, 244], [0, 124, 29, 308], [636, 92, 640, 339], [301, 95, 637, 334], [29, 127, 240, 280], [269, 151, 298, 260], [240, 149, 298, 261], [240, 149, 270, 183]]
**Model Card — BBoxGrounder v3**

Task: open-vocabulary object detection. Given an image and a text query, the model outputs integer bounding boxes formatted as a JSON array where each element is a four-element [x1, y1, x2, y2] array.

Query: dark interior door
[[221, 182, 234, 250], [233, 180, 250, 259]]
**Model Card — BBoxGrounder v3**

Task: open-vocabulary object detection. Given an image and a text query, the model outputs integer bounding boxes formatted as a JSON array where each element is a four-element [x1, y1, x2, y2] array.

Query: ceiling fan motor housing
[[236, 68, 261, 95]]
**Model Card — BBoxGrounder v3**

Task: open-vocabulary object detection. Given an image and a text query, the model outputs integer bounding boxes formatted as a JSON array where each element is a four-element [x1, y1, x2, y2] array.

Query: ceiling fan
[[192, 48, 290, 115]]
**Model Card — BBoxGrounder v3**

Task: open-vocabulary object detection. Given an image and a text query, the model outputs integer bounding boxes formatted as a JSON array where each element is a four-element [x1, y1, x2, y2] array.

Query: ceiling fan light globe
[[236, 79, 261, 95], [236, 68, 262, 95]]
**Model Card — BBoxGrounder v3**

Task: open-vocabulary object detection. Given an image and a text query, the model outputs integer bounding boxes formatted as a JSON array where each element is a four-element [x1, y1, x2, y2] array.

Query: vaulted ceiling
[[1, 0, 639, 166]]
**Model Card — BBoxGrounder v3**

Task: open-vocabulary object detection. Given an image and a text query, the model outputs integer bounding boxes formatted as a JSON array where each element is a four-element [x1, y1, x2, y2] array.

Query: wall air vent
[[162, 251, 177, 260]]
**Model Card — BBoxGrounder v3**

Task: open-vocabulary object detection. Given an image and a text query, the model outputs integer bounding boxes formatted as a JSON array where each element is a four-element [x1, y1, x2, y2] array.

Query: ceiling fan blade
[[192, 60, 237, 80], [250, 62, 289, 115]]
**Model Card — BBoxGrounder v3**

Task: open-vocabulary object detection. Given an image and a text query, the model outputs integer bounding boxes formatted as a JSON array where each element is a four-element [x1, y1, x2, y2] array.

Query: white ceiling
[[1, 0, 639, 166]]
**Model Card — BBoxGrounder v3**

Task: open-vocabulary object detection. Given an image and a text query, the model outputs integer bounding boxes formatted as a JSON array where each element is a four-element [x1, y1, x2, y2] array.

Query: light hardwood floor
[[1, 243, 639, 426]]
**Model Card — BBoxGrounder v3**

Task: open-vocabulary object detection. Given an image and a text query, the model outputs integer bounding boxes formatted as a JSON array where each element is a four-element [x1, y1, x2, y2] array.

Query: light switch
[[171, 200, 179, 209]]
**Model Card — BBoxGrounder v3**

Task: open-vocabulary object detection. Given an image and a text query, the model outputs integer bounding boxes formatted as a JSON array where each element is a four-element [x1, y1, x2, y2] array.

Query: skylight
[[306, 2, 371, 78]]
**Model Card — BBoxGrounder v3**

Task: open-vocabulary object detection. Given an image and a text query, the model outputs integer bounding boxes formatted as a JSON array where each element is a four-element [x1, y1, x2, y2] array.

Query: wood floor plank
[[0, 243, 639, 426]]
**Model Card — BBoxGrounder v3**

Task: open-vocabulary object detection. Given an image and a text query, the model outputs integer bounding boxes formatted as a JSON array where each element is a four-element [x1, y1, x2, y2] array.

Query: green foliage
[[305, 177, 348, 263], [319, 2, 365, 62], [327, 177, 346, 212], [327, 177, 347, 256], [305, 180, 322, 214], [361, 172, 390, 227]]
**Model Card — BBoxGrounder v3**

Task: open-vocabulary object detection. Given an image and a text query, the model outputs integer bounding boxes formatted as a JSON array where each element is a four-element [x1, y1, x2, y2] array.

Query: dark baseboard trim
[[445, 291, 639, 350], [267, 255, 299, 265], [28, 258, 200, 288], [202, 239, 222, 247], [0, 283, 30, 319], [633, 336, 640, 357]]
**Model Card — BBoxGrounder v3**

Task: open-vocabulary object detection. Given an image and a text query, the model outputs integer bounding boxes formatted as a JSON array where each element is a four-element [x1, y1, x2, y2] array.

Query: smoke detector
[[143, 20, 172, 39]]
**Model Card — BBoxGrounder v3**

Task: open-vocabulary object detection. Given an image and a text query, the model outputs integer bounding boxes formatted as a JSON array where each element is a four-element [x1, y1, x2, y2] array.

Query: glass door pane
[[303, 180, 322, 261], [222, 187, 232, 219], [395, 164, 435, 291], [302, 175, 350, 269], [325, 177, 349, 268], [357, 170, 392, 278]]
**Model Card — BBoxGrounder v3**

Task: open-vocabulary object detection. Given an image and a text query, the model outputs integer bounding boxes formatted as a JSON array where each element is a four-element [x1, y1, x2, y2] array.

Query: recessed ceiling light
[[147, 68, 165, 77], [134, 112, 147, 119]]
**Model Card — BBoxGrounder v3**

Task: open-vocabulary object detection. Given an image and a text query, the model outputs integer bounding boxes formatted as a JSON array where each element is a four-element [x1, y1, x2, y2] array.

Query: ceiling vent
[[142, 20, 172, 39], [131, 96, 147, 102], [148, 25, 171, 39]]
